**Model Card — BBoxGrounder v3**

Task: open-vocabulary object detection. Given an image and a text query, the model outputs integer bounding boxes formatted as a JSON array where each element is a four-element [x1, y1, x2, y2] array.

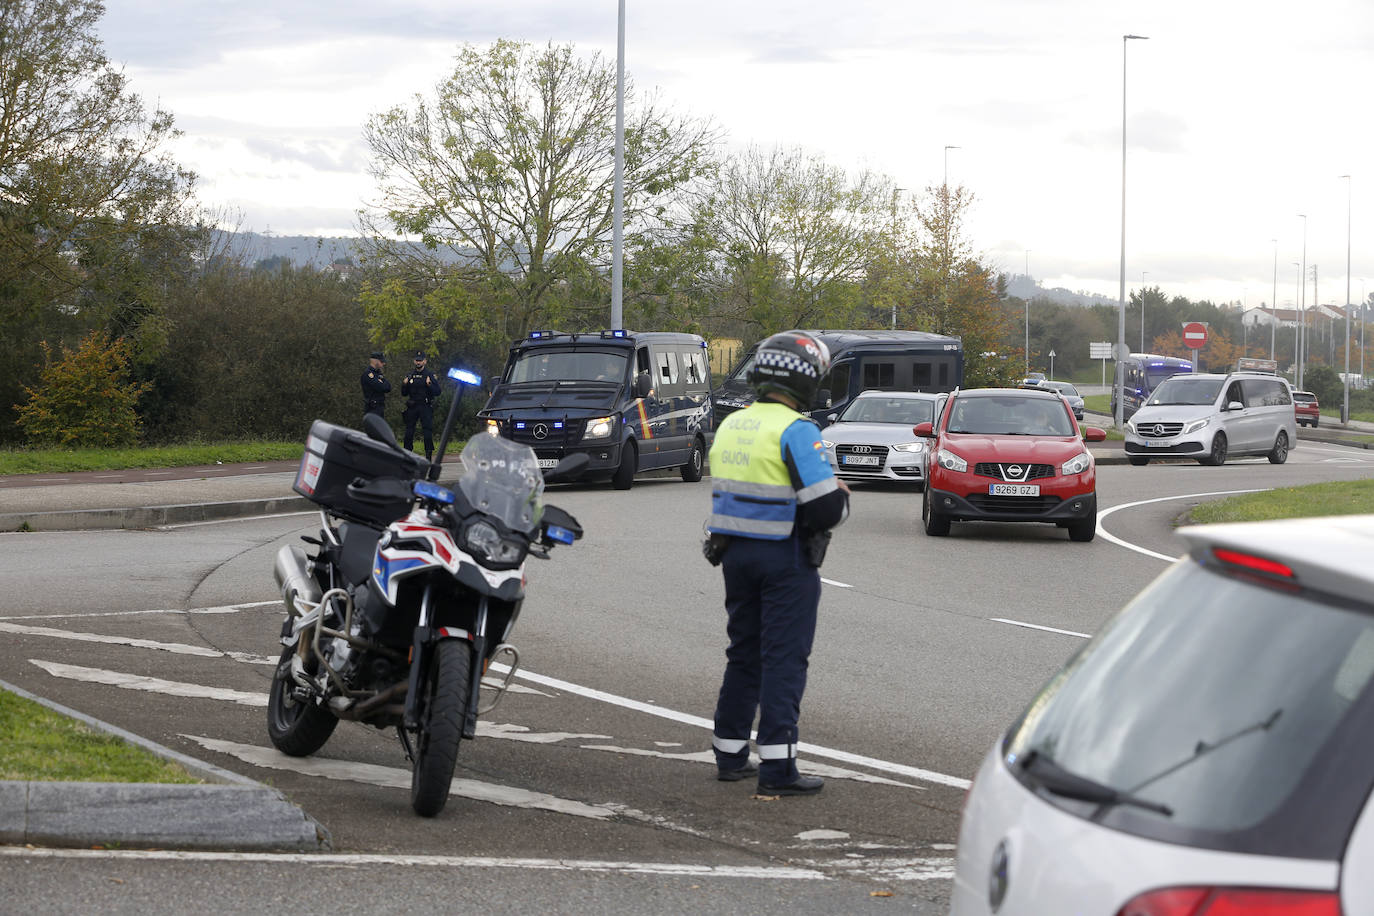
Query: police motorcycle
[[268, 373, 585, 817]]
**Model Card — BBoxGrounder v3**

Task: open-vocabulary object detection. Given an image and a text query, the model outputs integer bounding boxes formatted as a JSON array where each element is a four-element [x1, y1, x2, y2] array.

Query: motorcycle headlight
[[1183, 417, 1210, 435], [462, 519, 528, 568], [1061, 451, 1092, 476], [936, 448, 967, 473], [891, 441, 924, 453], [583, 416, 615, 440]]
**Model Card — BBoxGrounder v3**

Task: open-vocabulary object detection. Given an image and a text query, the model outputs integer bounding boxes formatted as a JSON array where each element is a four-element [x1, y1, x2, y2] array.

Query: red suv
[[1293, 390, 1320, 427], [914, 387, 1107, 542]]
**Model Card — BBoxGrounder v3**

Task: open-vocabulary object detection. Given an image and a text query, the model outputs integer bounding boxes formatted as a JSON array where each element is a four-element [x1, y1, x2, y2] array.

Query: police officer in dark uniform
[[361, 351, 391, 421], [704, 330, 850, 796], [401, 350, 442, 460]]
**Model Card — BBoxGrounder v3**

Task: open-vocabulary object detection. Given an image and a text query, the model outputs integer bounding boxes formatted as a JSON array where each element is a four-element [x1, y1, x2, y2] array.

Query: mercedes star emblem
[[533, 423, 549, 440]]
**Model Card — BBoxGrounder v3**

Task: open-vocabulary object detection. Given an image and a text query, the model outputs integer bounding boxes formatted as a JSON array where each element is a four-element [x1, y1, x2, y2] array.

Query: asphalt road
[[2, 440, 1373, 913]]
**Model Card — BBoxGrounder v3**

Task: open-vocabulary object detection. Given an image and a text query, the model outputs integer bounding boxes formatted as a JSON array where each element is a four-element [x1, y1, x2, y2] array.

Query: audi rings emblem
[[850, 445, 873, 453], [533, 423, 549, 440]]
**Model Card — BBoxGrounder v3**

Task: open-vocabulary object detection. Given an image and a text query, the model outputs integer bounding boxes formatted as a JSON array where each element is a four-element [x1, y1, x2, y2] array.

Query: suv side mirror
[[913, 421, 934, 438]]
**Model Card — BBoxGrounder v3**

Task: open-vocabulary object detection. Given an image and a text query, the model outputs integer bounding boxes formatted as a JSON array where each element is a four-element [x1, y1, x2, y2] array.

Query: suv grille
[[973, 462, 1055, 481], [1134, 421, 1185, 438], [835, 444, 888, 471], [966, 494, 1062, 514]]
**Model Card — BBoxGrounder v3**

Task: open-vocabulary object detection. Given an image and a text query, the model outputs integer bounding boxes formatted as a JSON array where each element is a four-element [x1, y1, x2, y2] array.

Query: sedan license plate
[[989, 483, 1039, 497], [537, 458, 559, 469], [842, 455, 881, 466]]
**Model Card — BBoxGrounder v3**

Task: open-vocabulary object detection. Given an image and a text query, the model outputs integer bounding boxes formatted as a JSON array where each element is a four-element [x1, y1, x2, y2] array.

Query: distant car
[[951, 513, 1374, 915], [1020, 373, 1046, 386], [820, 390, 945, 488], [1293, 390, 1320, 427], [1037, 380, 1085, 420], [914, 387, 1106, 541]]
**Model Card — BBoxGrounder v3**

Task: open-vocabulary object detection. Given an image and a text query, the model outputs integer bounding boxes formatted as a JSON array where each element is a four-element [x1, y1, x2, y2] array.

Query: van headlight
[[936, 448, 967, 472], [891, 441, 925, 453], [583, 416, 615, 440], [1183, 417, 1210, 435], [1061, 452, 1092, 476]]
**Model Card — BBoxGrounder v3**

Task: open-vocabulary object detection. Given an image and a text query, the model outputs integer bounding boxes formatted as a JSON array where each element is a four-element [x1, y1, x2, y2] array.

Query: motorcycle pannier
[[293, 420, 426, 526]]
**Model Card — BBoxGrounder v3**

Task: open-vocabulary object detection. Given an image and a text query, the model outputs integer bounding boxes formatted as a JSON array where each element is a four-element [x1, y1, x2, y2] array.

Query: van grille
[[1134, 421, 1185, 438]]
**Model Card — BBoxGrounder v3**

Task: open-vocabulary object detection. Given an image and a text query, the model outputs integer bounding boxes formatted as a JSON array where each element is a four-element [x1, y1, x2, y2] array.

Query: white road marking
[[0, 622, 276, 664], [1096, 488, 1266, 563], [3, 600, 276, 621], [990, 618, 1090, 640], [820, 577, 854, 588], [807, 855, 955, 882], [494, 664, 970, 790], [798, 829, 850, 841], [578, 744, 922, 789], [0, 846, 828, 881], [31, 660, 267, 706], [187, 735, 631, 821]]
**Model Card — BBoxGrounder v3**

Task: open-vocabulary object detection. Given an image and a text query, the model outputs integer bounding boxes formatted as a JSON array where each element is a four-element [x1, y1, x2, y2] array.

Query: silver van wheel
[[1268, 431, 1289, 464]]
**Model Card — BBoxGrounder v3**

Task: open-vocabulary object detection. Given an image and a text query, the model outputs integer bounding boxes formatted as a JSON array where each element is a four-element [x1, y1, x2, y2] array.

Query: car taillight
[[1116, 886, 1341, 916], [1212, 548, 1294, 579]]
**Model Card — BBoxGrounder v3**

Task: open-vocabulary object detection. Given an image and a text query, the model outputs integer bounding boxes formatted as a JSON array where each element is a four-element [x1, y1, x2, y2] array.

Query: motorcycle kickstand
[[397, 726, 416, 765]]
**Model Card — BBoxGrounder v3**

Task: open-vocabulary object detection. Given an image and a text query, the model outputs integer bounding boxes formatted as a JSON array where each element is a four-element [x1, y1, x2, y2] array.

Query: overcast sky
[[99, 0, 1372, 307]]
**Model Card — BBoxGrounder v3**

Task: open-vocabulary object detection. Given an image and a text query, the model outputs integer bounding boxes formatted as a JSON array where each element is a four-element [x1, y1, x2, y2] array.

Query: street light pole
[[1140, 270, 1149, 351], [1024, 250, 1031, 373], [1342, 175, 1352, 423], [611, 0, 625, 329], [1298, 213, 1308, 389], [1293, 261, 1302, 381], [1115, 34, 1148, 431], [890, 187, 905, 330]]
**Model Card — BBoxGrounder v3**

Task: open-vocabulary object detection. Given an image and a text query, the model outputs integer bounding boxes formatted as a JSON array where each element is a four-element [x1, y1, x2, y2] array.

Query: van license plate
[[537, 458, 559, 469], [989, 484, 1039, 496], [1146, 439, 1172, 448], [842, 455, 880, 466]]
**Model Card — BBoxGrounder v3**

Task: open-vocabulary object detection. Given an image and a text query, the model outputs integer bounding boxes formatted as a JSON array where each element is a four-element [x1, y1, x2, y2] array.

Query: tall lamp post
[[1024, 250, 1031, 373], [890, 187, 906, 330], [1342, 175, 1352, 424], [1140, 270, 1149, 351], [610, 0, 625, 329], [1293, 261, 1302, 381], [1115, 34, 1148, 431], [1298, 213, 1308, 389]]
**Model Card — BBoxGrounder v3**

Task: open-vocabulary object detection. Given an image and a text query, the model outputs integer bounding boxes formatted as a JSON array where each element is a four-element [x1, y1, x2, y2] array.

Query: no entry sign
[[1182, 321, 1209, 349]]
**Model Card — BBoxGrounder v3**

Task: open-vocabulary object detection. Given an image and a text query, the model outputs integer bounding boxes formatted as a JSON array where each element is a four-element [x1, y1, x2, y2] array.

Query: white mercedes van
[[1123, 371, 1296, 466]]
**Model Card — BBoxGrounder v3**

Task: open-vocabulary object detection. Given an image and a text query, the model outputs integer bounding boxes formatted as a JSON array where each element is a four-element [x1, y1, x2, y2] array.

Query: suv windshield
[[1005, 558, 1374, 858], [1146, 376, 1224, 406], [946, 395, 1073, 437], [508, 349, 627, 384], [839, 396, 933, 425]]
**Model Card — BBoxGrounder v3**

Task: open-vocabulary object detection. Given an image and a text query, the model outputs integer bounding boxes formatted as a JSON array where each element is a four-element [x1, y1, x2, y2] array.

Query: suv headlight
[[1061, 452, 1092, 476], [936, 448, 967, 473], [461, 519, 528, 569], [891, 441, 924, 453], [1183, 417, 1210, 435], [583, 416, 615, 440]]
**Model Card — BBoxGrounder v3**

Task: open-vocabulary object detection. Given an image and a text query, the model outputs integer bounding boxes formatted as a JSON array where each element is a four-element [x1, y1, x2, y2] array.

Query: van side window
[[1225, 381, 1245, 406], [682, 349, 707, 387], [863, 361, 895, 389]]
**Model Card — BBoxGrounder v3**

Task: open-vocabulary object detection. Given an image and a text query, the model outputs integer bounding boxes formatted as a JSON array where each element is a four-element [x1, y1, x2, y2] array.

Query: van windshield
[[507, 349, 628, 384], [1145, 366, 1189, 390], [1146, 377, 1223, 406]]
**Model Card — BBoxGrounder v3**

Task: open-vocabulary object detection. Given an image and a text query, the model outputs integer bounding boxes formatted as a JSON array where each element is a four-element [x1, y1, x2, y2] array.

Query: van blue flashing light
[[413, 480, 455, 505], [601, 329, 629, 338], [515, 422, 526, 429], [553, 421, 563, 429], [529, 330, 555, 339], [546, 524, 575, 544], [448, 367, 482, 386]]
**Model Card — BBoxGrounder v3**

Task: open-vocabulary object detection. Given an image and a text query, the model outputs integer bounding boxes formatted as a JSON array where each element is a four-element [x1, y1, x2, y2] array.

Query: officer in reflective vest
[[705, 330, 849, 796]]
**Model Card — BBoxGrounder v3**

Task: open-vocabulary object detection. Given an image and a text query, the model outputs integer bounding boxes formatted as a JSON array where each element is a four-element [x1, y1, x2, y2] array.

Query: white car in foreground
[[952, 514, 1374, 915]]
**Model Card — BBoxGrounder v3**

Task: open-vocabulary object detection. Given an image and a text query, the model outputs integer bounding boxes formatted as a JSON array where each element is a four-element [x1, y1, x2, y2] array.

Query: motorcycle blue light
[[546, 525, 575, 544], [413, 480, 455, 504], [448, 367, 482, 386]]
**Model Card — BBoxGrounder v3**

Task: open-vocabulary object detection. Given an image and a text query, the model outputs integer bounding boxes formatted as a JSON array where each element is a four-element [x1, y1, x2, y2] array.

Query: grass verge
[[0, 441, 303, 476], [1189, 479, 1374, 525], [1, 689, 202, 783]]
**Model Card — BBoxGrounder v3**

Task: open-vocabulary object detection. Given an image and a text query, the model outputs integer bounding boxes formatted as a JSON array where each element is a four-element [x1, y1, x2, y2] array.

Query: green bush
[[14, 332, 151, 447]]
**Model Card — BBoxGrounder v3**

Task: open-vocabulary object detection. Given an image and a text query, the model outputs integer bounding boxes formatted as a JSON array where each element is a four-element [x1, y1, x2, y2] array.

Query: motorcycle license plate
[[989, 483, 1039, 496], [842, 455, 880, 466], [537, 458, 559, 469]]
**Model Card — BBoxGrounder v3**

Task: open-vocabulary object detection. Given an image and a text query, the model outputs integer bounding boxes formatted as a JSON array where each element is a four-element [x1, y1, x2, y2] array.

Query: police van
[[478, 329, 712, 490], [712, 329, 964, 427]]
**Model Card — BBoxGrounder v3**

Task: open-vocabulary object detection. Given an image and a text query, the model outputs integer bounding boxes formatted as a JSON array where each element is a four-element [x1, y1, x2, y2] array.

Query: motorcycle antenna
[[430, 367, 482, 481]]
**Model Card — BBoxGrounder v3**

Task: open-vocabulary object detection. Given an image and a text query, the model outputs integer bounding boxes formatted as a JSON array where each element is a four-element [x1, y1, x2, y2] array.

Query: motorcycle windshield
[[455, 433, 545, 533]]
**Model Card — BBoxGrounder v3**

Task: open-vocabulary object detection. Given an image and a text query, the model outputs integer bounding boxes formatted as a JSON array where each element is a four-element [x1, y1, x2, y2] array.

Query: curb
[[0, 677, 329, 852], [2, 496, 315, 533]]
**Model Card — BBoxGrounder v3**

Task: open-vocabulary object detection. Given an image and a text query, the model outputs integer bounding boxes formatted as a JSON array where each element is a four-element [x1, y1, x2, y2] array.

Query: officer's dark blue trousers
[[712, 535, 820, 785]]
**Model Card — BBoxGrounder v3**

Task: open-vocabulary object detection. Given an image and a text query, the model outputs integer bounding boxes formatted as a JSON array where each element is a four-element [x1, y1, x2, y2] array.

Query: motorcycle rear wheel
[[410, 639, 472, 817], [267, 646, 339, 756]]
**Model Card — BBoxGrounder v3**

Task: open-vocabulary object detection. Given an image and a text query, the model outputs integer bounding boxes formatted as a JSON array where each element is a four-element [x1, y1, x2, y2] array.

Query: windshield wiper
[[1126, 709, 1283, 795], [1017, 750, 1173, 818]]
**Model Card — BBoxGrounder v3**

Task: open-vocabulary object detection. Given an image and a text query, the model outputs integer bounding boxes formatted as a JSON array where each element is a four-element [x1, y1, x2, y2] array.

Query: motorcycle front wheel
[[267, 645, 339, 756], [409, 639, 472, 817]]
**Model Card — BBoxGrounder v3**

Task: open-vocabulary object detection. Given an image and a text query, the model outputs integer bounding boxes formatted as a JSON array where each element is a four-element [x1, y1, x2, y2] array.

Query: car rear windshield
[[1145, 376, 1223, 406], [1003, 558, 1374, 859], [1294, 392, 1317, 404]]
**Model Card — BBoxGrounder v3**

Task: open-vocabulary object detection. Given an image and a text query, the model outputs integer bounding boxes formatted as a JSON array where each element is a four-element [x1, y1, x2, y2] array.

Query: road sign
[[1182, 321, 1209, 349], [1089, 341, 1112, 359]]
